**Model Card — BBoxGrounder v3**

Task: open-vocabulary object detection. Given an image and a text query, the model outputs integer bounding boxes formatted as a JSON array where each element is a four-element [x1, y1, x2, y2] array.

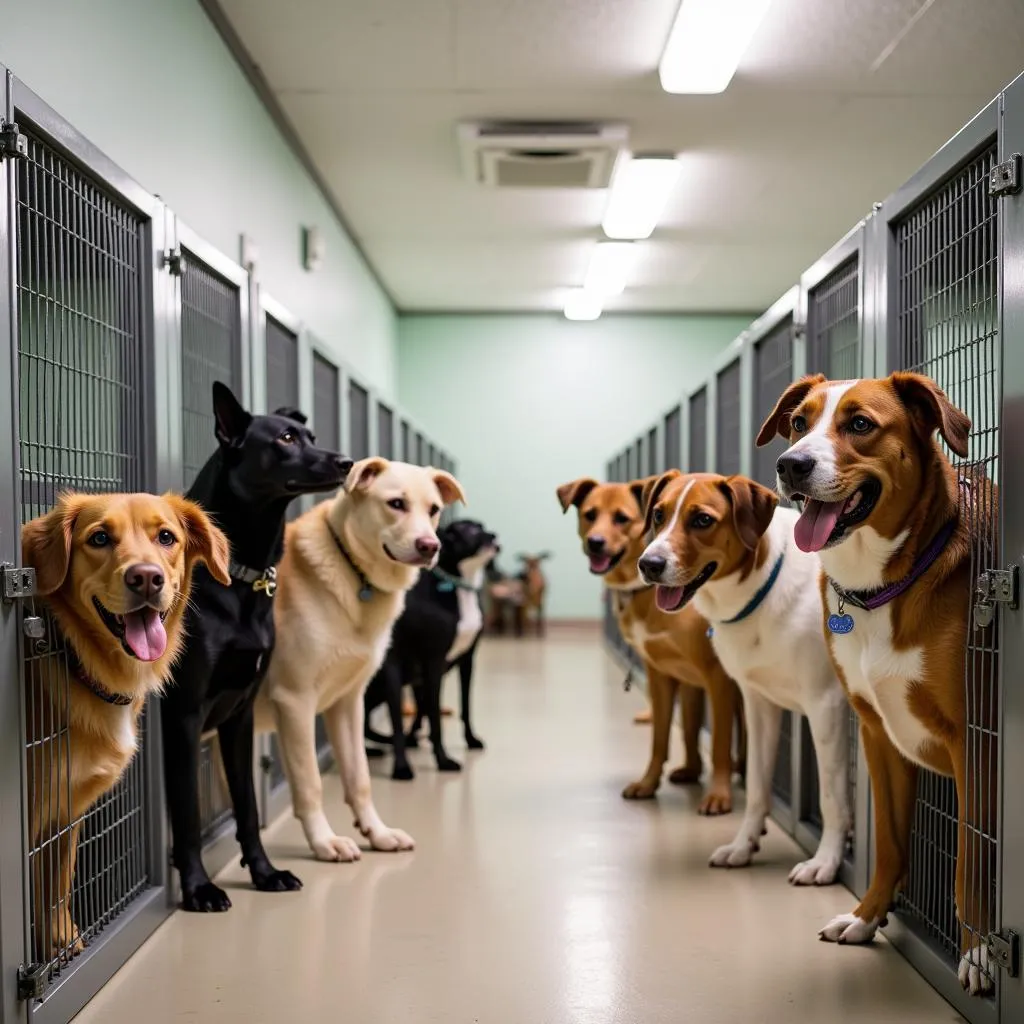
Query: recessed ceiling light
[[602, 155, 682, 240], [659, 0, 772, 95], [563, 289, 603, 321], [583, 241, 636, 297]]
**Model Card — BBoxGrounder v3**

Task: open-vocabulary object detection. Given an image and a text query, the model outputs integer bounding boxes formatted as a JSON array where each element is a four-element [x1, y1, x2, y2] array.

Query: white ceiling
[[218, 0, 1024, 314]]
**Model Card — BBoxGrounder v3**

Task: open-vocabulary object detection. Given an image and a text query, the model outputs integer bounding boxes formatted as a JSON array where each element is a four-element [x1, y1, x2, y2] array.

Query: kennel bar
[[688, 386, 708, 473], [870, 93, 1005, 1022], [0, 66, 176, 1023], [799, 223, 873, 898]]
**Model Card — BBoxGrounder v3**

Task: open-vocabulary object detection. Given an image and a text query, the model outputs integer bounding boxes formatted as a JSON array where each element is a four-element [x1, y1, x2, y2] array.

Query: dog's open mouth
[[655, 561, 718, 613], [790, 478, 881, 553], [383, 544, 434, 568], [93, 597, 169, 662], [588, 549, 625, 576]]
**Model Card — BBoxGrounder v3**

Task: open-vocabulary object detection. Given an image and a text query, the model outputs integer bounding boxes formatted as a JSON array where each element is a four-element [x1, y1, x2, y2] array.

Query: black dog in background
[[365, 519, 499, 778], [161, 382, 351, 912]]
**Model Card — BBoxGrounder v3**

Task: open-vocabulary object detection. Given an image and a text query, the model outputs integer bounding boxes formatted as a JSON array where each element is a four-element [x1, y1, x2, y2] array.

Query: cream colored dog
[[254, 458, 466, 861]]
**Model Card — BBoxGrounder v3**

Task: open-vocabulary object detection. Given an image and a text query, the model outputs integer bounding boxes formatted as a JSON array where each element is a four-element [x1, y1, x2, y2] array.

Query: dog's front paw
[[312, 834, 362, 862], [405, 730, 422, 747], [391, 762, 415, 781], [818, 912, 880, 944], [669, 763, 703, 786], [367, 827, 415, 853], [958, 943, 995, 996], [253, 868, 303, 893], [465, 732, 485, 751], [622, 777, 659, 800], [182, 881, 232, 913], [789, 854, 842, 886], [437, 755, 462, 772], [709, 838, 757, 868], [697, 786, 733, 816], [50, 914, 84, 956]]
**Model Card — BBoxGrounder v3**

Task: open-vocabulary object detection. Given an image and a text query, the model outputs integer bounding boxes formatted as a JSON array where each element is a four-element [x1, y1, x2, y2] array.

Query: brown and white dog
[[22, 492, 230, 960], [757, 371, 994, 995], [558, 476, 742, 815], [638, 473, 851, 885]]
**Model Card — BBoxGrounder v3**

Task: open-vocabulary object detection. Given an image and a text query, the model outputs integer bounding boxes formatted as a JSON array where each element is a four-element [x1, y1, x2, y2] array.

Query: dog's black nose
[[638, 554, 666, 581], [587, 536, 606, 555], [126, 563, 164, 600], [776, 451, 816, 490], [416, 536, 440, 558], [335, 455, 354, 476]]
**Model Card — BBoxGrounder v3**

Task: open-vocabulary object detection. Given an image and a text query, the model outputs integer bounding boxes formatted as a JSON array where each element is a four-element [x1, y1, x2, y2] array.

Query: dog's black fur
[[365, 519, 498, 778], [162, 382, 351, 912]]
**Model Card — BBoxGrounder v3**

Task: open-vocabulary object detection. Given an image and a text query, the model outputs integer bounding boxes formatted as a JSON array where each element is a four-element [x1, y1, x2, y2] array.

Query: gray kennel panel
[[664, 405, 681, 471], [647, 427, 658, 476], [377, 403, 394, 459], [401, 420, 411, 462], [688, 387, 708, 473], [348, 380, 369, 461], [15, 127, 154, 992], [715, 359, 741, 477], [772, 710, 794, 811], [416, 432, 426, 466], [265, 315, 299, 415], [807, 255, 860, 378], [888, 142, 1001, 999], [752, 317, 794, 489], [313, 353, 341, 449]]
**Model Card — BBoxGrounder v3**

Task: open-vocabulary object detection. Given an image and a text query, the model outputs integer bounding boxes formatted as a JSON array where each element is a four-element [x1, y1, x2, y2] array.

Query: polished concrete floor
[[75, 632, 963, 1023]]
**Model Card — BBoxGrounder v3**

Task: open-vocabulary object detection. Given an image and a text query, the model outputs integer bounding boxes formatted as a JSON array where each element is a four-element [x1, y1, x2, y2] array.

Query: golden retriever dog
[[22, 491, 230, 961], [254, 458, 466, 862]]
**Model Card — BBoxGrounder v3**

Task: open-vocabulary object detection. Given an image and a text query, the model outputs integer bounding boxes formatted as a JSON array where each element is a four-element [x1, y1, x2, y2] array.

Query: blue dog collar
[[706, 551, 784, 639]]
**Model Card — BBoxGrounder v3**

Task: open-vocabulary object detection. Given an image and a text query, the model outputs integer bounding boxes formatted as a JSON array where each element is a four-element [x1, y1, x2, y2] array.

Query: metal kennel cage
[[688, 386, 708, 473], [416, 431, 426, 466], [647, 426, 658, 476], [664, 405, 681, 471], [349, 379, 369, 461], [715, 358, 742, 478], [400, 419, 411, 462], [377, 402, 394, 459], [0, 71, 174, 1023]]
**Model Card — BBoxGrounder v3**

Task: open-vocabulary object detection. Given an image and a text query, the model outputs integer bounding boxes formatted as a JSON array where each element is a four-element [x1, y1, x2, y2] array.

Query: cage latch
[[987, 929, 1021, 977], [973, 565, 1018, 629], [163, 247, 185, 276], [0, 119, 28, 161], [17, 963, 47, 1001], [0, 564, 36, 602], [989, 154, 1022, 197]]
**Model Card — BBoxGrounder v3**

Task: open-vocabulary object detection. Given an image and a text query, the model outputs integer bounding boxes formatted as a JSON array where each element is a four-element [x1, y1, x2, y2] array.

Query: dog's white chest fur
[[826, 592, 930, 762], [446, 566, 485, 663]]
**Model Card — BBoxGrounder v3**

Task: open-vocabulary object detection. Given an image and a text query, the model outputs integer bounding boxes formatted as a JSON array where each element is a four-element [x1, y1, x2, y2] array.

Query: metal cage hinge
[[17, 963, 47, 1001], [0, 120, 28, 161], [988, 929, 1021, 977], [973, 565, 1018, 629], [163, 246, 185, 276], [1, 564, 36, 602], [989, 154, 1022, 197]]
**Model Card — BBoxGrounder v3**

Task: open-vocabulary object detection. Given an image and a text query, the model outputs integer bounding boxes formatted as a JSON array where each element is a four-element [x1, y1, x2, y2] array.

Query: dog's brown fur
[[557, 476, 743, 814], [22, 492, 230, 960]]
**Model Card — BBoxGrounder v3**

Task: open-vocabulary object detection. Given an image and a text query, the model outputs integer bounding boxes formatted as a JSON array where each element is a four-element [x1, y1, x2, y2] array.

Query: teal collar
[[432, 567, 481, 594], [706, 551, 784, 638]]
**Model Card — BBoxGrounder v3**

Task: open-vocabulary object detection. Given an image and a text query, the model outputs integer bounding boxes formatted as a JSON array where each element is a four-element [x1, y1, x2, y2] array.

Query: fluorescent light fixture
[[564, 289, 603, 321], [583, 241, 636, 297], [659, 0, 772, 95], [602, 155, 681, 240]]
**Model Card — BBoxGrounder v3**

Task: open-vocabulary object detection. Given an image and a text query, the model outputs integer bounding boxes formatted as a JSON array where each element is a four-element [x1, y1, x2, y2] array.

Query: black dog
[[161, 382, 351, 912], [365, 519, 498, 778]]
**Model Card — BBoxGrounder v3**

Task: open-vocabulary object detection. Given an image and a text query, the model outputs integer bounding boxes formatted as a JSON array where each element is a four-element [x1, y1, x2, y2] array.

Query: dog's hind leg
[[219, 702, 303, 893], [459, 645, 484, 751], [789, 687, 849, 886], [669, 682, 705, 786], [324, 691, 415, 852], [423, 660, 460, 771], [380, 660, 414, 780]]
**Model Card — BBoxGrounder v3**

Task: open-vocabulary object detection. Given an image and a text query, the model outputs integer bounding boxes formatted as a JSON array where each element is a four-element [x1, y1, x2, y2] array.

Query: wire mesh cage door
[[179, 238, 245, 851], [348, 380, 369, 462], [647, 427, 658, 476], [400, 420, 411, 462], [12, 121, 164, 1004], [688, 387, 708, 473], [882, 136, 1004, 1014], [715, 359, 741, 477], [664, 406, 681, 471], [416, 432, 426, 467], [377, 403, 394, 459], [752, 318, 794, 490]]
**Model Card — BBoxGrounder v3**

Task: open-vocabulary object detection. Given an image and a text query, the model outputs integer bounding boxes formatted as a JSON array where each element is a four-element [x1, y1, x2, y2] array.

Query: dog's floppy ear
[[345, 457, 389, 494], [212, 381, 252, 447], [432, 469, 467, 507], [556, 477, 598, 513], [629, 475, 659, 514], [641, 471, 680, 534], [273, 406, 308, 425], [21, 492, 91, 596], [166, 495, 232, 586], [717, 476, 779, 551], [756, 374, 826, 447], [890, 372, 971, 458]]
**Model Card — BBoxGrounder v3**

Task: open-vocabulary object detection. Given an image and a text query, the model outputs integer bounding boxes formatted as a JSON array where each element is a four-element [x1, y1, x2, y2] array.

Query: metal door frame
[[1, 65, 173, 1024], [871, 94, 1002, 1023]]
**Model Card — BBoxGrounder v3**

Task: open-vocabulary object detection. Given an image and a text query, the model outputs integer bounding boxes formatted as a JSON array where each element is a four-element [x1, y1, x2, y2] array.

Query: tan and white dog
[[758, 372, 994, 995], [638, 473, 851, 885], [254, 458, 466, 862]]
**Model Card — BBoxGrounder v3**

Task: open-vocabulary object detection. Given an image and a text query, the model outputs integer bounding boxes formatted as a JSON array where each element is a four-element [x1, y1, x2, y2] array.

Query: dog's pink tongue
[[655, 586, 684, 612], [794, 499, 845, 553], [123, 608, 167, 662], [588, 553, 611, 573]]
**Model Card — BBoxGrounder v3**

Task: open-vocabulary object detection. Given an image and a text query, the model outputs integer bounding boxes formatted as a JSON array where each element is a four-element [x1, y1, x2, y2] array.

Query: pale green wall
[[1, 0, 397, 398], [398, 314, 751, 620]]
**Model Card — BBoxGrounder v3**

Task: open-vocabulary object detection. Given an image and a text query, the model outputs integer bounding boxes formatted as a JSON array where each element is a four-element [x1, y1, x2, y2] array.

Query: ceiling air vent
[[458, 121, 628, 189]]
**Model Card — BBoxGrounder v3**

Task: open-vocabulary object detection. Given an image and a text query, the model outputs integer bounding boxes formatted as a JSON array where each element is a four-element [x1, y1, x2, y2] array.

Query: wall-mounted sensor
[[303, 225, 325, 271]]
